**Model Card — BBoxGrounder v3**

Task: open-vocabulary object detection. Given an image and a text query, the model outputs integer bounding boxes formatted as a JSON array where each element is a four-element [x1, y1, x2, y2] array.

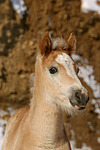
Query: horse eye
[[49, 67, 58, 74]]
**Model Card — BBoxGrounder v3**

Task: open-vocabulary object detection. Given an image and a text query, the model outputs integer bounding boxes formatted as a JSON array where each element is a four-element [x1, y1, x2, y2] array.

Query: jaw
[[52, 93, 86, 115], [52, 97, 79, 115]]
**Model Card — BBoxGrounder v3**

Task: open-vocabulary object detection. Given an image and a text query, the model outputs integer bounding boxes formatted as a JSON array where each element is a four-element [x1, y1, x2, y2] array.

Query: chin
[[62, 102, 85, 116]]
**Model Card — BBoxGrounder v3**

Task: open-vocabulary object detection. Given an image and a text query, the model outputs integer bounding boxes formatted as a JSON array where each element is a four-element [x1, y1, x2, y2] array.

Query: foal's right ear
[[40, 32, 52, 56]]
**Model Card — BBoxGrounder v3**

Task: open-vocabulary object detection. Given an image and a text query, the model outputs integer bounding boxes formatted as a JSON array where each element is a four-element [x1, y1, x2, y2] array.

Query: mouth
[[69, 99, 86, 110]]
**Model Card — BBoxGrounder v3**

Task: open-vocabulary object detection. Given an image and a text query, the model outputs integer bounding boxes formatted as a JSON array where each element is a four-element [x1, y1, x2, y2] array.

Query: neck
[[30, 93, 65, 146], [29, 60, 70, 149]]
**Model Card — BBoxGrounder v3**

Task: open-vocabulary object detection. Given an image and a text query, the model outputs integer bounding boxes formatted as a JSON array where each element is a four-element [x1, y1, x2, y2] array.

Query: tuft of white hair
[[52, 38, 67, 50]]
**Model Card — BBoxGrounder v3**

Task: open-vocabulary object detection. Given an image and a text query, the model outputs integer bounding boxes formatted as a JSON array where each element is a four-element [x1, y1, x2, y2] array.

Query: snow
[[0, 126, 4, 150], [0, 107, 16, 150], [0, 54, 99, 150], [81, 0, 100, 14], [71, 141, 92, 150], [0, 0, 99, 149], [0, 120, 7, 150], [97, 137, 100, 143], [10, 0, 100, 19], [10, 0, 28, 18], [69, 126, 92, 150], [72, 54, 100, 118], [30, 73, 34, 94], [79, 65, 100, 99]]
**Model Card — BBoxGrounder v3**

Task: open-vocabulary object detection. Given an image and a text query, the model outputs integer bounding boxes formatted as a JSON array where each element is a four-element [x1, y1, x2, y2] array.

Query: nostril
[[75, 91, 81, 103], [75, 92, 79, 97], [74, 90, 89, 105]]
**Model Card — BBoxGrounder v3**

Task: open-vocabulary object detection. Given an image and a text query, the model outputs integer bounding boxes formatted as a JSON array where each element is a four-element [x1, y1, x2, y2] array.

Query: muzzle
[[69, 89, 89, 110]]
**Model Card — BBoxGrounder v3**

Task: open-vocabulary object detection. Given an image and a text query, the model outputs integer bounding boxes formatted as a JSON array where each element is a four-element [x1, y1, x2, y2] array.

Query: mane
[[52, 38, 67, 50]]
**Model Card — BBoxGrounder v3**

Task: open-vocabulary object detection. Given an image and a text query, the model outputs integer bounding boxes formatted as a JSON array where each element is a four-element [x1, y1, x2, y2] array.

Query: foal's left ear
[[67, 33, 76, 55], [40, 32, 52, 56]]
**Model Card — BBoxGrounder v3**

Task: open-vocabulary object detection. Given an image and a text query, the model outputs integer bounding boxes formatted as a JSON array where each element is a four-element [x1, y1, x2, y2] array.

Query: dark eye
[[49, 67, 58, 74]]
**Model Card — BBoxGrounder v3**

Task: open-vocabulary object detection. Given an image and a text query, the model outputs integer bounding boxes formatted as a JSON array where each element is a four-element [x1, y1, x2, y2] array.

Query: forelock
[[52, 38, 67, 50]]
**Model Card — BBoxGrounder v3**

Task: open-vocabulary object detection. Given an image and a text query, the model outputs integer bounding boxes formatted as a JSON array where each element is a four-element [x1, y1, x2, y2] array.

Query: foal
[[2, 32, 89, 150]]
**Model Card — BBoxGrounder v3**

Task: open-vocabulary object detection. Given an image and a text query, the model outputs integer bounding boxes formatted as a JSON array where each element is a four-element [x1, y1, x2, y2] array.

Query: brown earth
[[0, 0, 100, 149]]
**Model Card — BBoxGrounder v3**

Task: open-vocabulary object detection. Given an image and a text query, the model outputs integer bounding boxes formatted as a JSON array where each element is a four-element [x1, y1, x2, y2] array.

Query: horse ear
[[67, 33, 76, 55], [40, 32, 52, 56]]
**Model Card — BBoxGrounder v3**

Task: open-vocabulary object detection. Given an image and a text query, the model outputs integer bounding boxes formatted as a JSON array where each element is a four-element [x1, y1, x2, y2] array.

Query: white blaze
[[56, 53, 77, 79]]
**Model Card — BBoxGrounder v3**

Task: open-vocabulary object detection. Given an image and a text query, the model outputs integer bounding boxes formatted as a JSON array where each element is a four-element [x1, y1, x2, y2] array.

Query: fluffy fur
[[52, 38, 67, 50]]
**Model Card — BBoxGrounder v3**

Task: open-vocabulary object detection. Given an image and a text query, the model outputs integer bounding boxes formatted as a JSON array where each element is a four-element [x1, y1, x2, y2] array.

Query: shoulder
[[5, 105, 30, 134]]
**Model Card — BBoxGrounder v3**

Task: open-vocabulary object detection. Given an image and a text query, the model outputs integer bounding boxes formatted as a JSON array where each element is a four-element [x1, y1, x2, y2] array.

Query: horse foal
[[2, 32, 89, 150]]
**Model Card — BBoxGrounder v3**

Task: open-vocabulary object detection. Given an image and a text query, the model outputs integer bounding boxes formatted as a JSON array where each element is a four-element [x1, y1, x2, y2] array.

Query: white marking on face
[[56, 53, 78, 79], [56, 53, 87, 92]]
